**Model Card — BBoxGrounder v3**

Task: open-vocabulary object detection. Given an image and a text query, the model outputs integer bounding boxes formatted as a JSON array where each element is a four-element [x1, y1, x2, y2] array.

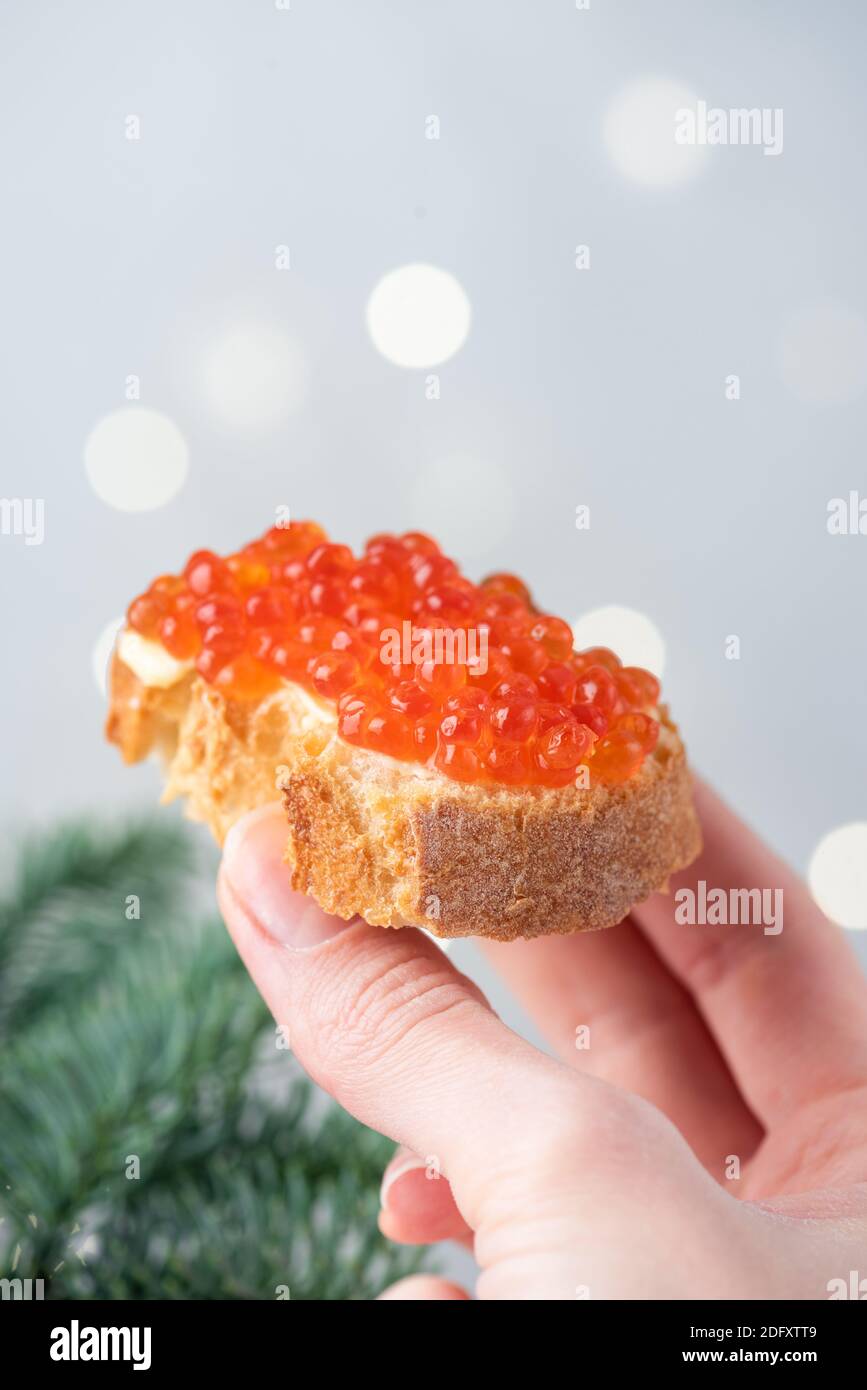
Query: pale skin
[[217, 779, 867, 1300]]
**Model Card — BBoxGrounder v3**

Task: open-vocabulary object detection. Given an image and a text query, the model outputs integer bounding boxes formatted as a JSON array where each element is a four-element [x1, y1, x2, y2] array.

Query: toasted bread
[[107, 649, 700, 941]]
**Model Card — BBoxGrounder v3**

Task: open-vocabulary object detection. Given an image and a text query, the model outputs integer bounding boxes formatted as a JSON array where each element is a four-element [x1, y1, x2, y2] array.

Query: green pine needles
[[0, 816, 429, 1299]]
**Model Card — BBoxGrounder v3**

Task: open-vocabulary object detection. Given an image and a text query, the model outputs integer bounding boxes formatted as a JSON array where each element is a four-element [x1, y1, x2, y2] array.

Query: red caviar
[[126, 522, 662, 789]]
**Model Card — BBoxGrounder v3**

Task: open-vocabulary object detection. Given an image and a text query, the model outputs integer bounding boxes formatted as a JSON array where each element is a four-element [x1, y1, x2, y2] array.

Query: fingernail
[[380, 1152, 427, 1210], [222, 805, 352, 950]]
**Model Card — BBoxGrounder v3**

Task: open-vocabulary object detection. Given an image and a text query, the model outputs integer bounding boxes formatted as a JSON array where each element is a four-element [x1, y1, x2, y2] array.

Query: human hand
[[217, 780, 867, 1300]]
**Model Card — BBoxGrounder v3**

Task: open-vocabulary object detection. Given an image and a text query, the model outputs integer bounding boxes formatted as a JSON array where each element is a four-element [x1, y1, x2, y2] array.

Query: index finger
[[630, 778, 867, 1127]]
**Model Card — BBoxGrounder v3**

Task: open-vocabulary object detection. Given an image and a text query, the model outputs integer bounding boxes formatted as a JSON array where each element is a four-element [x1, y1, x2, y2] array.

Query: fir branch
[[0, 817, 196, 1036], [0, 817, 432, 1300]]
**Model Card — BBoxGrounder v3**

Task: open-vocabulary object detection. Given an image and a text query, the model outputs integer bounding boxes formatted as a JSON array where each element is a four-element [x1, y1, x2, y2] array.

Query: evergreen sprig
[[0, 817, 429, 1299]]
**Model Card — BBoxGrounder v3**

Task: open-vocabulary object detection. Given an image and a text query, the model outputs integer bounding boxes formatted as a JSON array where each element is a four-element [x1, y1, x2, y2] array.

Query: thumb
[[217, 804, 579, 1220]]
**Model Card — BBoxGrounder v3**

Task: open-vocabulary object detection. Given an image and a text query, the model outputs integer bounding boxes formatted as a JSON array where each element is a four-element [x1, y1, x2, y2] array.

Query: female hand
[[217, 779, 867, 1300]]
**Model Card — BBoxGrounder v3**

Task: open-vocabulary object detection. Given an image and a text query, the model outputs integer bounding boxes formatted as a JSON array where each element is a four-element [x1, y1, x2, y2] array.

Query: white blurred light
[[570, 605, 666, 676], [603, 78, 707, 187], [367, 263, 471, 368], [200, 323, 309, 431], [779, 300, 867, 405], [410, 454, 516, 558], [422, 928, 454, 954], [808, 823, 867, 931], [85, 408, 189, 512], [92, 616, 125, 697]]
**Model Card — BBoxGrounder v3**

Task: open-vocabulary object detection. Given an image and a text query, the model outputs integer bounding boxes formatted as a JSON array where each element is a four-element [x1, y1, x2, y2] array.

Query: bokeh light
[[200, 323, 309, 432], [570, 605, 666, 676], [92, 617, 125, 696], [85, 408, 189, 511], [808, 823, 867, 931], [603, 78, 707, 187], [367, 263, 471, 368]]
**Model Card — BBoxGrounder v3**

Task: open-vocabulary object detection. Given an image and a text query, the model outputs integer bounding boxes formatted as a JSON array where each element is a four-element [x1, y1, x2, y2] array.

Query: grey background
[[1, 0, 866, 1284]]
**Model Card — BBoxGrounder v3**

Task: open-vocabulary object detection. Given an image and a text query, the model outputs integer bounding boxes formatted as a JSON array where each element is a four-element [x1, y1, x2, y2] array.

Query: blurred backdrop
[[2, 0, 866, 1118]]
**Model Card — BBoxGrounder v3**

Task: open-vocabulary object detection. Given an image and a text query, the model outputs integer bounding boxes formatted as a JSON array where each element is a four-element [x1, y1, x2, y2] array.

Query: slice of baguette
[[106, 642, 701, 942]]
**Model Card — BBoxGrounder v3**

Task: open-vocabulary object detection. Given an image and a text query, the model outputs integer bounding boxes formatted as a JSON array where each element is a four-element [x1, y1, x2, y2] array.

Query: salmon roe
[[126, 522, 662, 789]]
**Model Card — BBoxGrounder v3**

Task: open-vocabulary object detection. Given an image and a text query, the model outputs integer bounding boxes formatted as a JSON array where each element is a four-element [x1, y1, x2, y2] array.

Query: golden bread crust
[[106, 649, 701, 941]]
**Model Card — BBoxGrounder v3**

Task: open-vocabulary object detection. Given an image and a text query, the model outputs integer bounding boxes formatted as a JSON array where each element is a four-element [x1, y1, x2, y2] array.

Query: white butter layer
[[115, 631, 339, 731], [117, 630, 194, 689]]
